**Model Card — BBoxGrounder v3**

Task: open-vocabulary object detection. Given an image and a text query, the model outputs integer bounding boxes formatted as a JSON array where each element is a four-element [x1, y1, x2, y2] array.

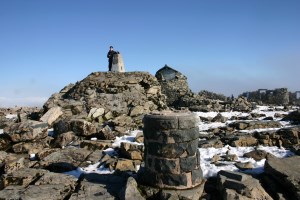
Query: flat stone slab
[[38, 148, 92, 172], [22, 184, 72, 200], [70, 173, 126, 200], [1, 168, 48, 189], [265, 155, 300, 199]]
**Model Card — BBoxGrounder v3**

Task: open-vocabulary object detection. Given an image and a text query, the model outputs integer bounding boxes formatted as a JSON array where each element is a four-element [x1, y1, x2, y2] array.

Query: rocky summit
[[42, 72, 167, 137], [0, 67, 300, 200]]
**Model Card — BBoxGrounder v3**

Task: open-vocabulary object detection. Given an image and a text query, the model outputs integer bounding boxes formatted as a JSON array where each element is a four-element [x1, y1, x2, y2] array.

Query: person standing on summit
[[107, 46, 116, 71]]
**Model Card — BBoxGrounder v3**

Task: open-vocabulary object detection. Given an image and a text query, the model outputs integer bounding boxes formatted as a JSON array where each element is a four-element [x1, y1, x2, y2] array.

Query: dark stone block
[[137, 168, 160, 187], [146, 157, 153, 169], [180, 156, 197, 172], [192, 168, 203, 185], [147, 142, 187, 158], [144, 127, 200, 144], [169, 127, 200, 142], [154, 158, 179, 174], [161, 173, 188, 187], [143, 115, 179, 130], [186, 139, 198, 156]]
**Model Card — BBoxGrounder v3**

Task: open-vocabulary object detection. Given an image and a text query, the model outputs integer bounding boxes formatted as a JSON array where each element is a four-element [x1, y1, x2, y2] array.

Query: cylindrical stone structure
[[141, 111, 203, 189]]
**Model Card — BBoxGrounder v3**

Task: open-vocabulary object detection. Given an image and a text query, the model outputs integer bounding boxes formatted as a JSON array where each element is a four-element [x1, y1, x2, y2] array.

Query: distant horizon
[[0, 69, 298, 108], [1, 0, 299, 107]]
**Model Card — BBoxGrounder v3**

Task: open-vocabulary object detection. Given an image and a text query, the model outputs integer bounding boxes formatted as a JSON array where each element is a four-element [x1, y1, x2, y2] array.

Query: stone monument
[[111, 53, 125, 72], [140, 111, 203, 190]]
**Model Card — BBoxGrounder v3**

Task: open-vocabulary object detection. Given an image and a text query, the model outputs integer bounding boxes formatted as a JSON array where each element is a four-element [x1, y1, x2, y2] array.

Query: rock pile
[[43, 72, 167, 139], [155, 65, 255, 112]]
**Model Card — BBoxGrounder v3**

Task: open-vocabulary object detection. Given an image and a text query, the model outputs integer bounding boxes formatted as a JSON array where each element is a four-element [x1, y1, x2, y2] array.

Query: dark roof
[[156, 65, 179, 74]]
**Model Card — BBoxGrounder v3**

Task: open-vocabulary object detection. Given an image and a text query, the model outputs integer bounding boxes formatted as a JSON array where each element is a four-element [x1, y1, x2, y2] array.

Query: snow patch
[[0, 129, 3, 134], [5, 114, 17, 119], [199, 145, 294, 178], [112, 130, 143, 148]]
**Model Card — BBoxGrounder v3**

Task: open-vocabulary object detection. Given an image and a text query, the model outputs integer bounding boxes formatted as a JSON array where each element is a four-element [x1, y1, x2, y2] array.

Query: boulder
[[35, 172, 77, 190], [243, 150, 270, 161], [0, 185, 25, 199], [12, 137, 52, 154], [40, 106, 63, 126], [1, 168, 48, 189], [70, 119, 97, 137], [38, 148, 91, 172], [119, 142, 144, 160], [3, 153, 26, 174], [80, 140, 113, 151], [23, 184, 73, 200], [282, 110, 300, 122], [70, 173, 126, 199], [3, 120, 48, 143], [212, 113, 228, 123], [264, 155, 300, 199], [52, 131, 78, 148], [119, 177, 145, 200], [0, 134, 11, 151], [217, 170, 272, 200], [98, 125, 115, 140], [115, 158, 136, 172], [230, 136, 258, 147], [87, 107, 105, 120]]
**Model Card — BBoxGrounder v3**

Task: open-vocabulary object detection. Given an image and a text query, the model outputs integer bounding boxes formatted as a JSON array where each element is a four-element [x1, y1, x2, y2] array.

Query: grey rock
[[38, 148, 91, 172], [35, 172, 77, 190], [3, 153, 26, 174], [1, 168, 48, 188], [70, 173, 126, 200], [22, 184, 72, 200], [52, 131, 78, 148], [3, 120, 48, 142], [217, 170, 272, 200], [119, 177, 145, 200], [80, 140, 113, 151], [0, 185, 25, 200], [70, 119, 97, 136], [40, 106, 63, 126], [243, 149, 269, 161], [120, 142, 144, 160], [12, 137, 52, 154], [264, 155, 300, 200]]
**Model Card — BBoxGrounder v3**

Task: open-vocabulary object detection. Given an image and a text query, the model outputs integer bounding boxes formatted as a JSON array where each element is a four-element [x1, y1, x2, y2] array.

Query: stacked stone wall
[[142, 111, 203, 189]]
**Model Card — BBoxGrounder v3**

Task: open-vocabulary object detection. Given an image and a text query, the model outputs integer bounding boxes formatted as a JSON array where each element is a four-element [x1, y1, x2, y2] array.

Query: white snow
[[251, 105, 295, 120], [5, 114, 17, 119], [198, 121, 227, 131], [199, 145, 294, 178], [63, 105, 298, 179], [112, 130, 143, 148], [195, 111, 249, 120], [0, 129, 3, 134]]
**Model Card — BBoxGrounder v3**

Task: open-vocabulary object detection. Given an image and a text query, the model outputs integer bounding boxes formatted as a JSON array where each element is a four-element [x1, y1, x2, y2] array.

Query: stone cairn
[[141, 111, 203, 189]]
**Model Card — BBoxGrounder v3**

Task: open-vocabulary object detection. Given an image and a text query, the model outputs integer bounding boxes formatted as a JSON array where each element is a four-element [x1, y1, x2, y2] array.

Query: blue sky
[[0, 0, 300, 107]]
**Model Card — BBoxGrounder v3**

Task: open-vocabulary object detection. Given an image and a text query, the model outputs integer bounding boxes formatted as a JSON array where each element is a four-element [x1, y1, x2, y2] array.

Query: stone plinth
[[140, 111, 203, 190], [111, 53, 125, 72]]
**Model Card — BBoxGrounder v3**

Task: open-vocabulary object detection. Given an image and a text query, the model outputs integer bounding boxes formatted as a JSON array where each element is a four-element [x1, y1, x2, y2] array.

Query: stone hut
[[155, 65, 192, 107], [241, 88, 289, 105]]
